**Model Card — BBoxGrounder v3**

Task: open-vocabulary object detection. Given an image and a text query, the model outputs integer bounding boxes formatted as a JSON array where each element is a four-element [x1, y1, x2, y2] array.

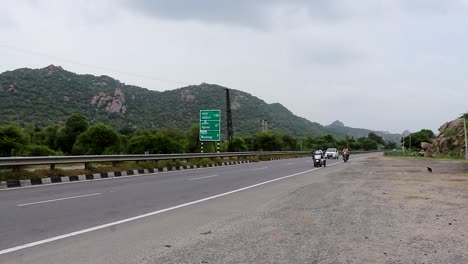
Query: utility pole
[[464, 114, 468, 159], [261, 119, 268, 132], [409, 133, 412, 154], [402, 135, 405, 154], [225, 89, 234, 151]]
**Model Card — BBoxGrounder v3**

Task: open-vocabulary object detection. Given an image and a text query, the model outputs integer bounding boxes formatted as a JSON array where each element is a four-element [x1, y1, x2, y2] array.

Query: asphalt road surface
[[1, 153, 468, 264]]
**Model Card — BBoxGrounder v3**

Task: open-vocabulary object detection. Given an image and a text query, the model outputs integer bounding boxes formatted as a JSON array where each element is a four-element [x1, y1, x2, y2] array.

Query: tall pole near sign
[[226, 89, 234, 151], [464, 114, 468, 159]]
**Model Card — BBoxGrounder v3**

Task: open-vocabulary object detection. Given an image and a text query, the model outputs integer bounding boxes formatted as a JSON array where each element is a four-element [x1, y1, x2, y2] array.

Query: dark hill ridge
[[0, 65, 399, 140], [325, 120, 401, 143]]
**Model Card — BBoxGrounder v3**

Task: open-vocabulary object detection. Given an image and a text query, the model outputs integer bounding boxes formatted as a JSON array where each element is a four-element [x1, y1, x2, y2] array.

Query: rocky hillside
[[422, 117, 467, 157], [325, 120, 401, 143], [0, 65, 399, 140]]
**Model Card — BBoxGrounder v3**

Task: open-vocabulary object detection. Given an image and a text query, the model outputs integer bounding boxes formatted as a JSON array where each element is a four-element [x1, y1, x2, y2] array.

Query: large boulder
[[421, 142, 432, 150], [438, 137, 449, 153], [430, 118, 466, 157]]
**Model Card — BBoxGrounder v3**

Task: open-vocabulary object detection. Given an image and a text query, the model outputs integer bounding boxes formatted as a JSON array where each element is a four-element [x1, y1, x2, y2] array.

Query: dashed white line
[[17, 193, 102, 207], [188, 175, 219, 181], [287, 163, 295, 165], [251, 167, 268, 171]]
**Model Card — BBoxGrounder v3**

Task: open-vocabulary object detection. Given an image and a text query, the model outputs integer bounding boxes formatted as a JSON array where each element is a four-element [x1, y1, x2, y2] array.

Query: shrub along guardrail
[[0, 151, 312, 169]]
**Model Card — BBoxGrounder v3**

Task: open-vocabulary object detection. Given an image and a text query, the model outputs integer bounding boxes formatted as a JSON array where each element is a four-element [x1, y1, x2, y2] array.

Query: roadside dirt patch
[[151, 156, 468, 264]]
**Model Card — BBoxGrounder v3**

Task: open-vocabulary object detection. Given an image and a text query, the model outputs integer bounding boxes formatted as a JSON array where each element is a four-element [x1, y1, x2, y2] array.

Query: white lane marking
[[188, 175, 219, 181], [0, 161, 264, 192], [17, 193, 102, 207], [1, 154, 378, 193], [251, 167, 268, 171], [287, 163, 295, 165], [0, 165, 334, 255], [0, 159, 369, 254]]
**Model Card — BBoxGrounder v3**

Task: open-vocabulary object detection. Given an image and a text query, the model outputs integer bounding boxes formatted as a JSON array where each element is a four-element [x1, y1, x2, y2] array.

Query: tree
[[185, 124, 201, 153], [282, 134, 298, 151], [368, 132, 385, 145], [73, 123, 119, 155], [58, 113, 89, 154], [230, 137, 248, 152], [357, 137, 378, 150], [402, 129, 435, 150], [128, 131, 183, 154], [0, 124, 27, 156], [255, 132, 283, 151], [386, 141, 397, 149], [42, 125, 61, 151]]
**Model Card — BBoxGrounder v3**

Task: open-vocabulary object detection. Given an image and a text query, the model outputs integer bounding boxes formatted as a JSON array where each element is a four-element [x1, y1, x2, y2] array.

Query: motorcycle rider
[[342, 146, 349, 160], [315, 148, 324, 158], [342, 146, 349, 154], [313, 148, 325, 167]]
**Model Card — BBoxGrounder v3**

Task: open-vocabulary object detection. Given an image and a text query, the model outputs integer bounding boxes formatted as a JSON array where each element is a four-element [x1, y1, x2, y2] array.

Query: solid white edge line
[[17, 193, 102, 207], [187, 175, 219, 181], [0, 165, 328, 255]]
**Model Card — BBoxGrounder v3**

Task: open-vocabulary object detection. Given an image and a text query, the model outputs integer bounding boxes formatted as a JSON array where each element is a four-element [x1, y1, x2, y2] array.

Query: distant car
[[325, 148, 339, 159]]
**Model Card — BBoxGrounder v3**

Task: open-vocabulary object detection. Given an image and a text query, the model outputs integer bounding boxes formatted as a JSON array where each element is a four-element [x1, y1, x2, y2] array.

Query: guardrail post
[[85, 162, 92, 170], [112, 161, 119, 167], [50, 164, 56, 171]]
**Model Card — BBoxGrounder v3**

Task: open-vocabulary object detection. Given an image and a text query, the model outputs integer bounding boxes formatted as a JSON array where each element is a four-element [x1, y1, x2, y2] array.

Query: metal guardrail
[[0, 151, 312, 168]]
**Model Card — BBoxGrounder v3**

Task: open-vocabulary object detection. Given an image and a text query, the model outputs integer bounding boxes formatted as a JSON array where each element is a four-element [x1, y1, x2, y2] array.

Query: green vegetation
[[0, 65, 400, 139], [384, 150, 467, 160], [401, 129, 435, 151], [0, 112, 395, 181], [0, 113, 394, 158]]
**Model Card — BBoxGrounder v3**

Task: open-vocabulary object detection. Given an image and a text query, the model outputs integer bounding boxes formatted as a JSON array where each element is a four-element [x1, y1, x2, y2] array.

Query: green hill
[[0, 65, 399, 140]]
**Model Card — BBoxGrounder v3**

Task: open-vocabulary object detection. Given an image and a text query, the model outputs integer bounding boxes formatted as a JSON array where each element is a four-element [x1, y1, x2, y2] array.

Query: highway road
[[0, 154, 364, 263], [2, 152, 467, 263]]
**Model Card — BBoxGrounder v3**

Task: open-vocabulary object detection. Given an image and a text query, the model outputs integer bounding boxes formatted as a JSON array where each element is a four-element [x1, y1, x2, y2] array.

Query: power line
[[0, 44, 191, 86]]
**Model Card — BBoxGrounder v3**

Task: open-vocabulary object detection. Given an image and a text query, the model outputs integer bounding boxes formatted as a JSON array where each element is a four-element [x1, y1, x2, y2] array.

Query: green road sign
[[199, 130, 220, 141], [200, 120, 220, 130], [200, 110, 220, 121], [199, 110, 221, 141]]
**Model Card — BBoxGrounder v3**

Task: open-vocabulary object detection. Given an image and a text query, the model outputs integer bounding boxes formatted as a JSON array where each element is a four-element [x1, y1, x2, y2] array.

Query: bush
[[24, 145, 59, 156]]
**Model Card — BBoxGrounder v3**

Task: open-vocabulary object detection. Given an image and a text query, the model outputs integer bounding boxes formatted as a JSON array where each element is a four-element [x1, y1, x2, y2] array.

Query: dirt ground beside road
[[152, 157, 468, 264]]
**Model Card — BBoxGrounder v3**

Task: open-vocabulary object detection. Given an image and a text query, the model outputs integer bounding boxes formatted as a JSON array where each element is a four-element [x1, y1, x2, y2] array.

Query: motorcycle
[[313, 153, 326, 167], [343, 152, 349, 162]]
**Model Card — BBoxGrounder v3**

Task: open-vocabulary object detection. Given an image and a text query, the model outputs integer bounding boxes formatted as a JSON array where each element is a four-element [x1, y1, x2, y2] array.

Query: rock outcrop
[[424, 118, 466, 157], [90, 86, 127, 114]]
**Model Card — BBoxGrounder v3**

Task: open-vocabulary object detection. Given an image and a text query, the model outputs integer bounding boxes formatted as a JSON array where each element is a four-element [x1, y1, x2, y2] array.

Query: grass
[[384, 150, 468, 162]]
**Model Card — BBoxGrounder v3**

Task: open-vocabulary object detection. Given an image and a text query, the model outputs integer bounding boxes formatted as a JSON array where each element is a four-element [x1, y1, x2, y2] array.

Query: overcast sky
[[1, 0, 467, 133]]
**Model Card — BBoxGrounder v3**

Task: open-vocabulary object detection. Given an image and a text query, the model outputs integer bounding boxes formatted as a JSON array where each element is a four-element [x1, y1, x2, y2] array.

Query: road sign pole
[[201, 142, 204, 153], [217, 142, 220, 153]]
